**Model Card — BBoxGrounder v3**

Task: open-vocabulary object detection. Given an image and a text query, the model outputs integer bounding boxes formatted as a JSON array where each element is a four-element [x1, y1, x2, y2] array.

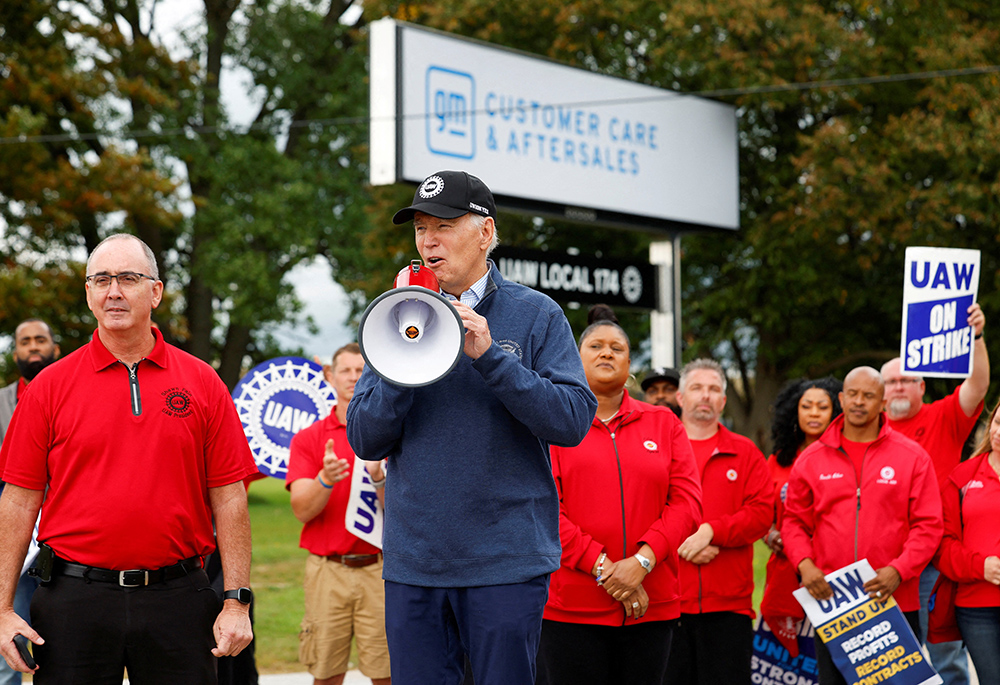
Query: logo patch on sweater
[[726, 469, 738, 482], [162, 387, 193, 418], [643, 440, 658, 452], [877, 466, 898, 485], [495, 339, 523, 360]]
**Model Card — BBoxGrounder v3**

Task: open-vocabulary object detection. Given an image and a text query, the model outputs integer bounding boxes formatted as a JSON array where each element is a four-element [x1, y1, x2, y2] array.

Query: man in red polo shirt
[[287, 343, 390, 685], [667, 358, 773, 684], [0, 234, 258, 683]]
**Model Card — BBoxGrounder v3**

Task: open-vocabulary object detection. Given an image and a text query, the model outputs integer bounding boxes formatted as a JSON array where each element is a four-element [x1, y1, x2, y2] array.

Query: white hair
[[468, 213, 499, 257]]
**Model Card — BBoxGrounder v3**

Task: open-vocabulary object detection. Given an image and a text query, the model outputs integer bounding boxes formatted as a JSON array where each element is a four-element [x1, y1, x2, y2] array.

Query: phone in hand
[[13, 635, 36, 670]]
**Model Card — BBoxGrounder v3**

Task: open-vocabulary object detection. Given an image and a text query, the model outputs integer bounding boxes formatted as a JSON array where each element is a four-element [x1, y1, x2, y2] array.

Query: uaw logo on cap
[[419, 175, 445, 199], [232, 356, 336, 479]]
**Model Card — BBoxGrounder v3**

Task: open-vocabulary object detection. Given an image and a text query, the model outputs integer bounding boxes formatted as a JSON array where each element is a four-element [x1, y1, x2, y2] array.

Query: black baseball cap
[[392, 171, 496, 225], [641, 367, 680, 392]]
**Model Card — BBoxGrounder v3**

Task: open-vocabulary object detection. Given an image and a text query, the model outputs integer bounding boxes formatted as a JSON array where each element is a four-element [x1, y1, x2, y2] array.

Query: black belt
[[53, 556, 203, 587]]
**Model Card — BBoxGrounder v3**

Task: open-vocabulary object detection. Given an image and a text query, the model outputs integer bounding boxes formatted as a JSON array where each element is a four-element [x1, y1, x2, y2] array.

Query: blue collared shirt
[[442, 269, 489, 308]]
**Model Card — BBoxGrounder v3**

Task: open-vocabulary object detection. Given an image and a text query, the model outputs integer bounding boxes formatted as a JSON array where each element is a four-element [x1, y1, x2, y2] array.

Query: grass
[[247, 476, 310, 674], [247, 474, 774, 674]]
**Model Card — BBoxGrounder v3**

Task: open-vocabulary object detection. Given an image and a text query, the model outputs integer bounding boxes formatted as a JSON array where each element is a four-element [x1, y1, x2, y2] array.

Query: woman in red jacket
[[761, 377, 841, 654], [535, 306, 702, 685], [935, 399, 1000, 682]]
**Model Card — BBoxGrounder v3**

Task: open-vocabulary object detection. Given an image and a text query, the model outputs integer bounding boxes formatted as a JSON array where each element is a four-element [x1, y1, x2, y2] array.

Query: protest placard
[[901, 247, 980, 377], [793, 560, 941, 685], [752, 619, 818, 685]]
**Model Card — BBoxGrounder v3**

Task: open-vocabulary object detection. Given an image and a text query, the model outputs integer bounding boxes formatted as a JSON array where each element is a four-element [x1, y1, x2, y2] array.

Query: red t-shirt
[[887, 386, 982, 487], [690, 432, 721, 475], [286, 410, 379, 557], [0, 329, 258, 570], [840, 437, 870, 480]]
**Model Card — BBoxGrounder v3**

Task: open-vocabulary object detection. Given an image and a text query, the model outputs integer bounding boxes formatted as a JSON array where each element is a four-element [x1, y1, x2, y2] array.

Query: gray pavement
[[259, 672, 367, 685]]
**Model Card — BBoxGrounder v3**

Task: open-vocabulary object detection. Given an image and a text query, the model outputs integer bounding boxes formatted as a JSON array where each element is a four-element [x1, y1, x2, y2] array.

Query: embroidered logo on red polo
[[726, 469, 738, 481], [162, 387, 193, 418], [961, 479, 984, 497]]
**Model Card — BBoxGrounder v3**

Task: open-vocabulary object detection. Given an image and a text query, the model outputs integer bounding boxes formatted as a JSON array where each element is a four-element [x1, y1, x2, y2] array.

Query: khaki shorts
[[299, 553, 391, 679]]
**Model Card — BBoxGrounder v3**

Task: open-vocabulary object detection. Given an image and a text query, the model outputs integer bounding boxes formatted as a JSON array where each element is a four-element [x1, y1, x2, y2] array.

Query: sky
[[152, 0, 358, 362]]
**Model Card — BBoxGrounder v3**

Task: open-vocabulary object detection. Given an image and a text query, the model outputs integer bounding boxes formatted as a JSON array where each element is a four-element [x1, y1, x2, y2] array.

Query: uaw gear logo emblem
[[162, 387, 193, 418], [232, 356, 336, 479], [419, 175, 445, 198]]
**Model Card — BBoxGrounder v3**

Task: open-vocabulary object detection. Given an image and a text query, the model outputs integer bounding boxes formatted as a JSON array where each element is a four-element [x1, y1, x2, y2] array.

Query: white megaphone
[[357, 260, 465, 387]]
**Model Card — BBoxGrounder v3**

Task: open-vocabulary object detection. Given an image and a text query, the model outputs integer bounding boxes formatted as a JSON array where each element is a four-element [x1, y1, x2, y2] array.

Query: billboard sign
[[370, 18, 739, 232]]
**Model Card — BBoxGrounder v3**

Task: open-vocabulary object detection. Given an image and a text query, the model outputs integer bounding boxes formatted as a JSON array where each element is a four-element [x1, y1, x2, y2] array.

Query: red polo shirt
[[887, 386, 982, 487], [0, 329, 257, 570], [286, 410, 380, 557]]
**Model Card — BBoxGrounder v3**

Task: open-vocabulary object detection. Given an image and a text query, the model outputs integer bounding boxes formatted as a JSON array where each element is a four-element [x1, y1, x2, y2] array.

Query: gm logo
[[426, 66, 475, 159]]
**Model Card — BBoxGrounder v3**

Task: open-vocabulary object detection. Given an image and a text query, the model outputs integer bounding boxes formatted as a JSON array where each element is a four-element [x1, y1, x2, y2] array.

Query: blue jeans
[[955, 606, 1000, 684], [0, 572, 41, 685], [919, 564, 969, 685]]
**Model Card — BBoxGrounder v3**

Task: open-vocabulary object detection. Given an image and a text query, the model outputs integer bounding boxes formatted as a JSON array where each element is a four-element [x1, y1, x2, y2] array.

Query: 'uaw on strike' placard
[[901, 247, 980, 378], [794, 560, 940, 685]]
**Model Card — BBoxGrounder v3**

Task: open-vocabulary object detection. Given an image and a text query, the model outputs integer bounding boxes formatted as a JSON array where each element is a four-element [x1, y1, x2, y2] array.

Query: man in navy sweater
[[347, 170, 596, 685]]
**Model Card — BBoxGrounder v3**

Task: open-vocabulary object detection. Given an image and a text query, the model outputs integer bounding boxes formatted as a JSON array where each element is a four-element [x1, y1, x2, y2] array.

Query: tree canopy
[[2, 0, 998, 449], [1, 0, 373, 387]]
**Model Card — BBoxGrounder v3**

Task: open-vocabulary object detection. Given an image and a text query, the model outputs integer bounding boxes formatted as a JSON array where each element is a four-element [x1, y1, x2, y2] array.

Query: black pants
[[535, 618, 674, 685], [666, 611, 752, 685], [814, 610, 921, 685], [31, 568, 220, 685]]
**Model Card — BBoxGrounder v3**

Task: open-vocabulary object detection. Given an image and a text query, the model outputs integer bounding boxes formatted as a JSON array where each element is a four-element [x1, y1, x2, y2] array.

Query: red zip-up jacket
[[782, 414, 943, 612], [678, 424, 773, 617], [545, 391, 703, 626], [935, 453, 1000, 608]]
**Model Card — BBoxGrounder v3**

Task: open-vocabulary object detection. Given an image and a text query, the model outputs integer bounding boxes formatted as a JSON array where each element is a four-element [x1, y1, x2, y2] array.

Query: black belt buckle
[[119, 570, 149, 587]]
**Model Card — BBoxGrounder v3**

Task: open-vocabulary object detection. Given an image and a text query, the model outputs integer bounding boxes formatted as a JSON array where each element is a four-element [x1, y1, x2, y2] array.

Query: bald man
[[782, 367, 943, 685]]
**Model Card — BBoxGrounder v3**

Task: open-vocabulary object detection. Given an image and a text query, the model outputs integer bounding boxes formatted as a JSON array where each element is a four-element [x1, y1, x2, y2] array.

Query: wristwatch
[[633, 552, 652, 571], [223, 587, 253, 604]]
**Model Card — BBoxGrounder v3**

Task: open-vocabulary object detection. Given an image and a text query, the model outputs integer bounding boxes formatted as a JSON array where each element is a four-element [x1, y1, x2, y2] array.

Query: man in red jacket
[[783, 366, 943, 685], [667, 358, 773, 684], [880, 303, 988, 685]]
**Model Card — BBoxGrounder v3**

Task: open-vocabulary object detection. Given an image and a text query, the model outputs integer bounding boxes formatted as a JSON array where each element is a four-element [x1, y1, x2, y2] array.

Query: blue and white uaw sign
[[752, 619, 818, 685], [901, 247, 980, 378], [232, 356, 335, 479], [794, 560, 940, 685], [345, 458, 384, 549]]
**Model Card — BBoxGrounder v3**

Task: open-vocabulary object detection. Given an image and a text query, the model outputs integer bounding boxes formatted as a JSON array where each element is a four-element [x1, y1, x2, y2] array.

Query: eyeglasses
[[85, 272, 156, 290], [885, 377, 921, 387]]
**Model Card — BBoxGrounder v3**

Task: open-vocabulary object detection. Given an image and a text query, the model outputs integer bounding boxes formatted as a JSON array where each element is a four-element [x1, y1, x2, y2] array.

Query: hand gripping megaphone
[[357, 260, 465, 387]]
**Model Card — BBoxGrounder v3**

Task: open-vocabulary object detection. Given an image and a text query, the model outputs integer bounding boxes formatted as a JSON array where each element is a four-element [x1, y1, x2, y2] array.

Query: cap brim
[[392, 202, 469, 225], [641, 375, 679, 391]]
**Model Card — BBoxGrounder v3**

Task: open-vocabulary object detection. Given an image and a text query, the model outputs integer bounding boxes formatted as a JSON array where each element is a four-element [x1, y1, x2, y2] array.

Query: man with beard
[[0, 319, 59, 685], [0, 320, 60, 442], [879, 303, 988, 685], [668, 358, 772, 684], [641, 366, 681, 416]]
